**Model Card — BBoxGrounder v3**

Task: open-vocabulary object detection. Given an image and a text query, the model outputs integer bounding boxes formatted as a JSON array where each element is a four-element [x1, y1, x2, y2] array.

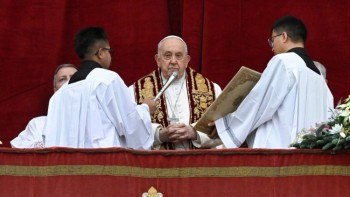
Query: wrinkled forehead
[[56, 67, 77, 77]]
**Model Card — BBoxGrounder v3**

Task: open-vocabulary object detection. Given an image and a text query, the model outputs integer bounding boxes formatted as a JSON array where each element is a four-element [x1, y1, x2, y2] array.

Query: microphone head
[[172, 71, 179, 78]]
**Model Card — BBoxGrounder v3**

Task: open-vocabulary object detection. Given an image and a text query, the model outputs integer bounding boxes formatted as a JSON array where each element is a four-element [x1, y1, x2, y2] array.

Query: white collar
[[161, 72, 186, 85]]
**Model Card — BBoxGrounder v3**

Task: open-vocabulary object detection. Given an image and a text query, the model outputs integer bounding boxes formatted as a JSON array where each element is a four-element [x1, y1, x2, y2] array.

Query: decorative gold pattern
[[195, 73, 208, 92], [141, 77, 155, 100], [142, 186, 163, 197], [134, 70, 166, 126], [1, 165, 350, 177], [188, 68, 215, 124], [133, 67, 216, 149], [193, 66, 261, 133]]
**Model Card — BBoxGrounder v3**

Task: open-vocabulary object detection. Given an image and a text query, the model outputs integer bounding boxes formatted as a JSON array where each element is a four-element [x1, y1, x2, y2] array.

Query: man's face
[[269, 31, 285, 55], [54, 67, 77, 92], [97, 44, 112, 69], [155, 38, 190, 79]]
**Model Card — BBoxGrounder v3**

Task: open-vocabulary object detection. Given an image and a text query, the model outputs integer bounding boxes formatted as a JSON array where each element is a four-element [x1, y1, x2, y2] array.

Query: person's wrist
[[189, 126, 197, 140], [159, 128, 168, 142]]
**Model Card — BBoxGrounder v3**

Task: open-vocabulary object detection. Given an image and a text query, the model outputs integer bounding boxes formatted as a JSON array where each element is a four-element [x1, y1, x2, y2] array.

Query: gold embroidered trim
[[1, 165, 349, 177], [133, 68, 216, 133]]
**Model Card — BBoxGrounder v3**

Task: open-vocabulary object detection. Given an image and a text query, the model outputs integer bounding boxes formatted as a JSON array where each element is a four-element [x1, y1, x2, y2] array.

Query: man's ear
[[154, 54, 160, 67], [187, 54, 191, 61], [282, 32, 289, 42], [96, 49, 102, 59], [185, 55, 191, 68]]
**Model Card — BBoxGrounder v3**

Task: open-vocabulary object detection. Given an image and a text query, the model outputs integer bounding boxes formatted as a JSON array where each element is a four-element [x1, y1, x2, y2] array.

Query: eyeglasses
[[94, 47, 114, 56], [268, 34, 282, 48], [161, 52, 185, 61]]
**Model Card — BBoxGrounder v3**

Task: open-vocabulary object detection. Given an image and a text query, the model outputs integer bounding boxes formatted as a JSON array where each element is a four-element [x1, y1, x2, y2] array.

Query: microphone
[[153, 71, 178, 101]]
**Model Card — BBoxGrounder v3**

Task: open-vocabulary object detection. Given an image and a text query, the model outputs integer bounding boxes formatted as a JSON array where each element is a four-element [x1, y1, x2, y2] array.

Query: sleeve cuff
[[140, 103, 150, 113], [152, 124, 163, 150]]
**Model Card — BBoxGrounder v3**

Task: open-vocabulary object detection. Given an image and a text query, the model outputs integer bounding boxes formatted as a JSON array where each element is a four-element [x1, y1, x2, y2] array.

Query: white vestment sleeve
[[11, 116, 46, 148], [151, 123, 163, 150], [96, 72, 153, 150], [293, 63, 334, 139], [216, 53, 333, 148], [129, 84, 162, 149], [216, 56, 294, 148], [44, 69, 153, 149]]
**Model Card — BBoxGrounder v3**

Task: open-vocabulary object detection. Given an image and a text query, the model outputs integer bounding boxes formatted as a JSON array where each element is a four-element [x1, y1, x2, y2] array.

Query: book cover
[[193, 66, 261, 134]]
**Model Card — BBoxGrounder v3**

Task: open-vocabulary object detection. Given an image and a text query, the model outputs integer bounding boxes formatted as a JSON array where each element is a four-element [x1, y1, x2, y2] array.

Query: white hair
[[157, 35, 188, 55], [53, 63, 77, 87], [313, 61, 327, 79]]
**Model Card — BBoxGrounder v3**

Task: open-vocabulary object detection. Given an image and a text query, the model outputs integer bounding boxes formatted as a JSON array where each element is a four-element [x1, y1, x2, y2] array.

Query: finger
[[169, 133, 180, 140], [208, 128, 218, 139], [208, 133, 214, 139], [207, 121, 215, 127], [210, 133, 219, 139]]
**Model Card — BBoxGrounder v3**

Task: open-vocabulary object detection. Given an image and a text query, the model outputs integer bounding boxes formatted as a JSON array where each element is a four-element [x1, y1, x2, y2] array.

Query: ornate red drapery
[[1, 148, 349, 196]]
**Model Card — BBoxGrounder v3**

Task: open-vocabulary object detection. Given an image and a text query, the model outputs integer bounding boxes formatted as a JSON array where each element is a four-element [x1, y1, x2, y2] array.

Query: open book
[[193, 66, 261, 134]]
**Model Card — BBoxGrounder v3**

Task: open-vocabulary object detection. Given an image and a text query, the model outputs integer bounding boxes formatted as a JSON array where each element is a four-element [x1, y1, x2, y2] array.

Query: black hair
[[74, 27, 108, 59], [272, 16, 307, 44]]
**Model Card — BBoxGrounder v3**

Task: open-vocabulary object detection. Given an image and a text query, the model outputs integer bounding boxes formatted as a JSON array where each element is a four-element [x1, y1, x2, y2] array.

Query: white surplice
[[10, 116, 46, 148], [215, 52, 334, 148], [129, 73, 223, 150], [43, 68, 153, 149]]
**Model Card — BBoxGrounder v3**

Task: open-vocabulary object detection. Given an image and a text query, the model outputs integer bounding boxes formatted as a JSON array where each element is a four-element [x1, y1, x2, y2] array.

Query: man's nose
[[170, 55, 177, 63]]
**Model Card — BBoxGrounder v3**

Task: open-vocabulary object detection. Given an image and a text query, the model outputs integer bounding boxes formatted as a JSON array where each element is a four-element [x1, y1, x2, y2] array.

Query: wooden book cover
[[193, 66, 261, 134]]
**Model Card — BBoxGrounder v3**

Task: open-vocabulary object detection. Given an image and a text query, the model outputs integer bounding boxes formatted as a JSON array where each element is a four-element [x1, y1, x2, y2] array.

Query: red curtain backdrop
[[1, 0, 350, 146]]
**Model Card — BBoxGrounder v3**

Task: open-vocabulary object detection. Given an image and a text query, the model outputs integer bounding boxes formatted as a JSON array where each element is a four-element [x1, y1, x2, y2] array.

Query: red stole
[[133, 67, 216, 149]]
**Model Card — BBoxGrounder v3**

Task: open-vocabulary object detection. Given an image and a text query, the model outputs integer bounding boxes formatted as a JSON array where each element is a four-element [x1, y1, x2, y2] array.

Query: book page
[[193, 66, 261, 134]]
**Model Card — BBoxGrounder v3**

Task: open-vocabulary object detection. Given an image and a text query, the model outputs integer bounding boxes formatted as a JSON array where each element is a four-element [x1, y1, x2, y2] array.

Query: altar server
[[43, 27, 156, 149], [214, 16, 333, 148]]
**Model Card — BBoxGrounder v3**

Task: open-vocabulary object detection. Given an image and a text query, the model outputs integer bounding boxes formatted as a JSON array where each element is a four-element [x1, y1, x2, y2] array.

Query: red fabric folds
[[0, 148, 350, 196], [1, 0, 350, 147]]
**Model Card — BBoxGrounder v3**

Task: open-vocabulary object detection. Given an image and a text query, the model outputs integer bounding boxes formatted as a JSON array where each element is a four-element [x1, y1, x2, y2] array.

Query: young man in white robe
[[213, 16, 333, 148], [10, 64, 77, 148], [129, 36, 222, 150], [43, 27, 156, 149]]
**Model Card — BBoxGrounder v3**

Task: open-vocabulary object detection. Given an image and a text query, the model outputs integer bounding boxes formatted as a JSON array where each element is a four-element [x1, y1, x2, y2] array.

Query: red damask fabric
[[1, 0, 349, 146]]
